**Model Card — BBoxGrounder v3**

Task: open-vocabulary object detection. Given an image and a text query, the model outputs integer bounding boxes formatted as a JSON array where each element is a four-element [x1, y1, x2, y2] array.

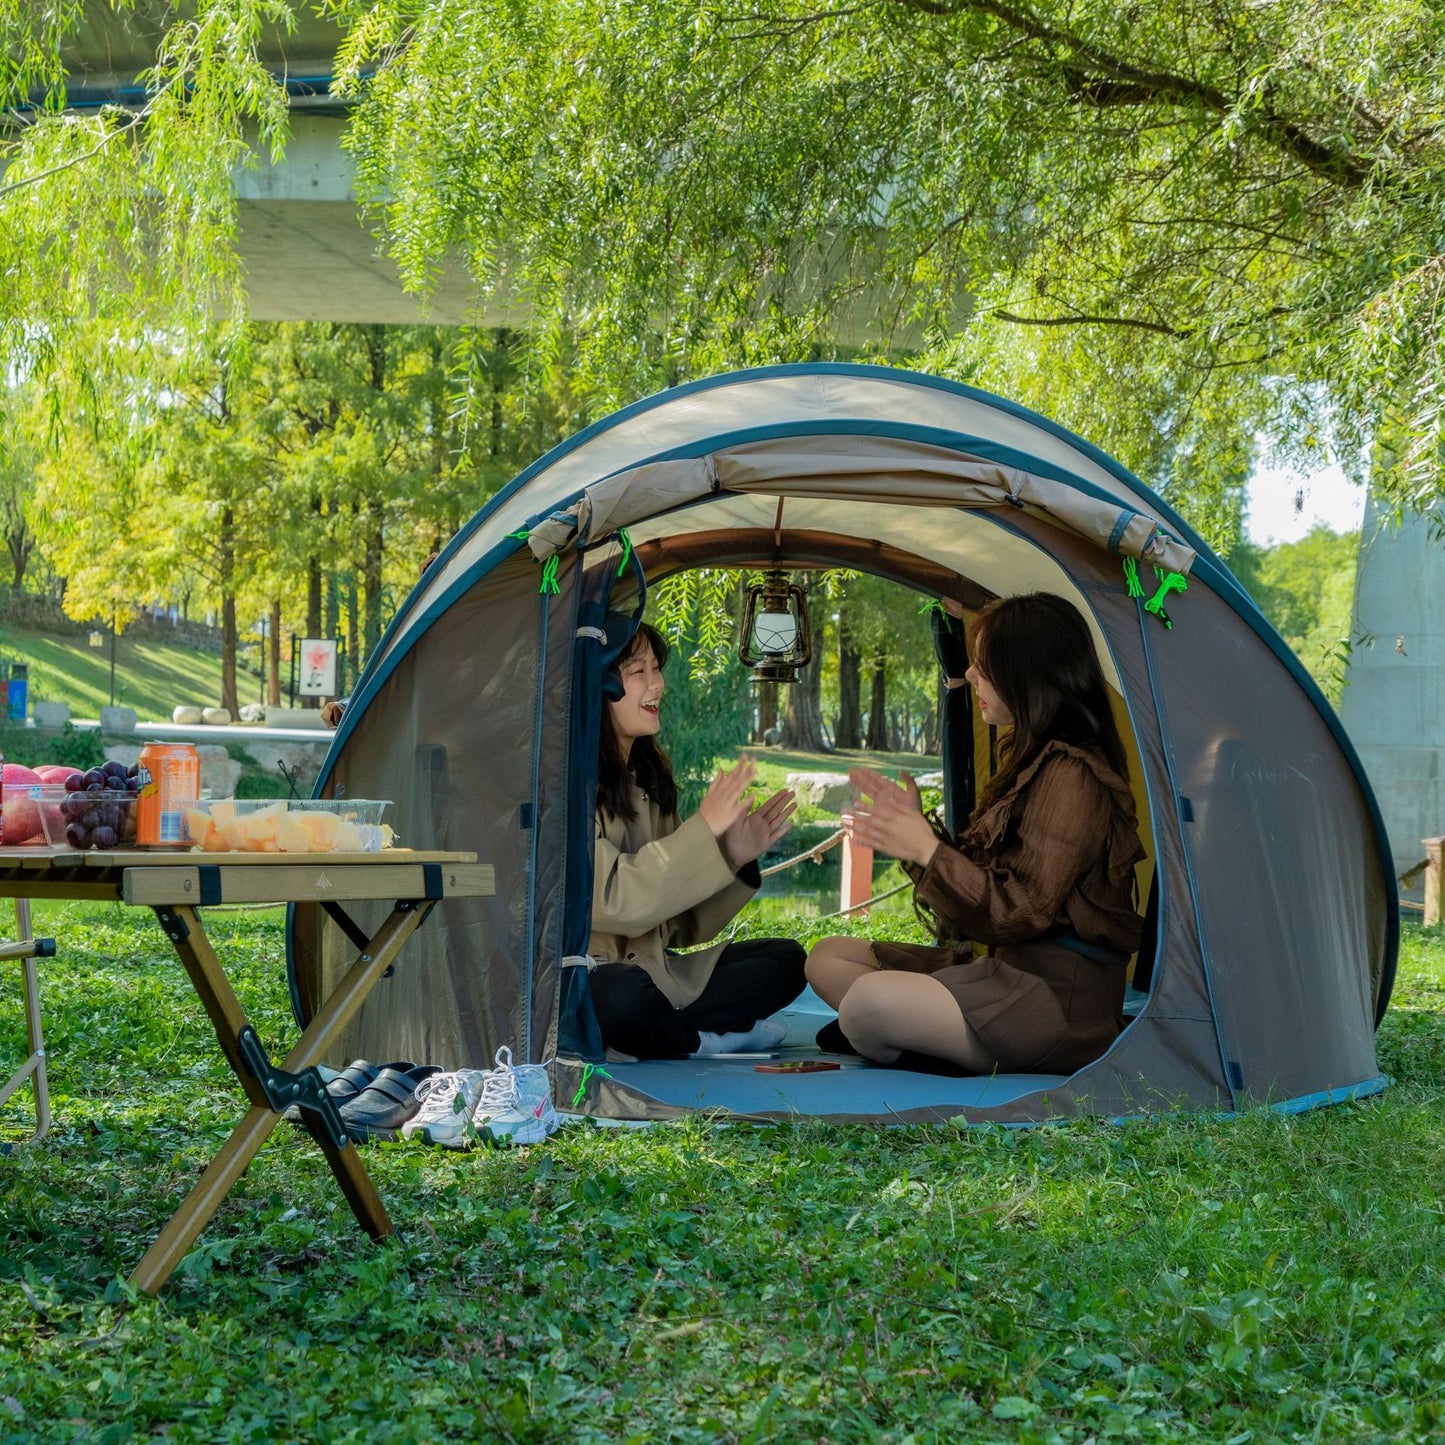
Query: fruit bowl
[[2, 783, 58, 847], [184, 798, 392, 853], [33, 785, 141, 850]]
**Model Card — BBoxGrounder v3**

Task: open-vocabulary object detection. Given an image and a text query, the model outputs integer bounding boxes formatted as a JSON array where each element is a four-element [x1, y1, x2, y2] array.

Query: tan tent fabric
[[296, 363, 1389, 1128], [525, 436, 1196, 576]]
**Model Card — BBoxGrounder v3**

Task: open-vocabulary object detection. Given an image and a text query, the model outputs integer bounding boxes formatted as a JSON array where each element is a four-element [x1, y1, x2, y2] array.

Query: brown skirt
[[871, 937, 1127, 1074]]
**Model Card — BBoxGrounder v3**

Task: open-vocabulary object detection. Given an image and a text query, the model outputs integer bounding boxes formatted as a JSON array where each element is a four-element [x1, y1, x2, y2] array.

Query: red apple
[[34, 764, 78, 784], [2, 762, 44, 844]]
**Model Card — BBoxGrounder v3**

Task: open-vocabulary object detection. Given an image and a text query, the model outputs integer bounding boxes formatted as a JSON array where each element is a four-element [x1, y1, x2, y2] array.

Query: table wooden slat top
[[0, 846, 492, 906]]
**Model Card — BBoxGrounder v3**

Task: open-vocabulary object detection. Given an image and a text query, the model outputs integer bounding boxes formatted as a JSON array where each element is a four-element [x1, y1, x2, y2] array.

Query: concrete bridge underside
[[27, 3, 502, 325], [34, 3, 901, 335]]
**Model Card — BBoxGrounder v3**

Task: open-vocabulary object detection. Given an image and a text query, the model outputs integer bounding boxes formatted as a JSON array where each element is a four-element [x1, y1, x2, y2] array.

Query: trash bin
[[8, 662, 28, 723]]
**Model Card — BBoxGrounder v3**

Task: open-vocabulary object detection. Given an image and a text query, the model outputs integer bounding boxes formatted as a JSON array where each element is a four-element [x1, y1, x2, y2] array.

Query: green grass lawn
[[1, 904, 1441, 1442], [0, 621, 260, 722]]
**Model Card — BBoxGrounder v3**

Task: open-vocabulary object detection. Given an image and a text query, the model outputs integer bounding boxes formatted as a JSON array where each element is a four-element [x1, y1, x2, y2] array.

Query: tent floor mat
[[591, 1051, 1070, 1118], [582, 993, 1068, 1119]]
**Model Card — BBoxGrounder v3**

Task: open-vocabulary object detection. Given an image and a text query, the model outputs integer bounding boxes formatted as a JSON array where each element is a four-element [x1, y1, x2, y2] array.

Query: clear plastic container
[[27, 784, 141, 850], [184, 798, 392, 853]]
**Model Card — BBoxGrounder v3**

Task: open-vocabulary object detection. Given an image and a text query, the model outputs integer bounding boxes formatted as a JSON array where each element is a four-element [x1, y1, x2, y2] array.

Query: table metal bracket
[[153, 906, 190, 943], [321, 901, 371, 954], [236, 1024, 350, 1150]]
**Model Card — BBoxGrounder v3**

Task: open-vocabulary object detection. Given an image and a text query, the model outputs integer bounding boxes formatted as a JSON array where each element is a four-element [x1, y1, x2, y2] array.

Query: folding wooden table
[[0, 846, 492, 1294]]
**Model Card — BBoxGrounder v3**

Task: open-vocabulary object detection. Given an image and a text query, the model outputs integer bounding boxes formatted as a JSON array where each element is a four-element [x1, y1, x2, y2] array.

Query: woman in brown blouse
[[806, 593, 1146, 1075]]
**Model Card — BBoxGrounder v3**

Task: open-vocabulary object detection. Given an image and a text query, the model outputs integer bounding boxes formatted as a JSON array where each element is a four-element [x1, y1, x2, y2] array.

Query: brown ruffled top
[[910, 741, 1146, 956]]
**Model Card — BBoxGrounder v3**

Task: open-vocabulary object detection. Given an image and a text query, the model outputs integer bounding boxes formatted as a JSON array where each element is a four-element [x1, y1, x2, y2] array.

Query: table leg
[[278, 903, 435, 1242], [130, 900, 435, 1293], [0, 900, 53, 1147], [129, 1104, 280, 1294]]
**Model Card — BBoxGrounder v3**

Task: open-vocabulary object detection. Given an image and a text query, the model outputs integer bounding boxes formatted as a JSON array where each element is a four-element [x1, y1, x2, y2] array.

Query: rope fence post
[[840, 833, 874, 916]]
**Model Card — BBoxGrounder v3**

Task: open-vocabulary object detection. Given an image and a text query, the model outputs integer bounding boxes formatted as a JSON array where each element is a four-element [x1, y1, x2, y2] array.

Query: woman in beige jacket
[[588, 623, 807, 1059]]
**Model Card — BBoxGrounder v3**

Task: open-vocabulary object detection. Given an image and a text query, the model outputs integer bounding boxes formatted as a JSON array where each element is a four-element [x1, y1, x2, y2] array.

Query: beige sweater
[[588, 785, 759, 1007]]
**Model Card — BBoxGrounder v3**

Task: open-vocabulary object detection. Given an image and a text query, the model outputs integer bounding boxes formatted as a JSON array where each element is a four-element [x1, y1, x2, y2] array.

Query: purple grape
[[65, 823, 87, 847], [83, 768, 106, 788], [93, 825, 117, 848], [62, 794, 87, 820], [63, 772, 85, 793]]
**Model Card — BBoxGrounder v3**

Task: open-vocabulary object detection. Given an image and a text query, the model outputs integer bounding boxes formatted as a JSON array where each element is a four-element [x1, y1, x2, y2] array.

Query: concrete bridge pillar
[[1339, 492, 1445, 894]]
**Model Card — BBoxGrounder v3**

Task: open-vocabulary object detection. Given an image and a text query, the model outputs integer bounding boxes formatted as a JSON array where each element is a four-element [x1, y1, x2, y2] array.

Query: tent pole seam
[[1131, 576, 1240, 1110], [523, 571, 554, 1061]]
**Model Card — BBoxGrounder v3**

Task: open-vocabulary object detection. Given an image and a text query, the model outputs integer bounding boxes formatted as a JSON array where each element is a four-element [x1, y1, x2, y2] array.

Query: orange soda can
[[136, 742, 200, 847]]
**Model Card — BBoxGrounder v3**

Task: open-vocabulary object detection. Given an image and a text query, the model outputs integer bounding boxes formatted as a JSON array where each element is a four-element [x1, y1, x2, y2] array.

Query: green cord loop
[[506, 529, 531, 542], [571, 1061, 613, 1108], [1122, 557, 1144, 599], [616, 527, 633, 576], [539, 555, 561, 595], [1144, 569, 1187, 628]]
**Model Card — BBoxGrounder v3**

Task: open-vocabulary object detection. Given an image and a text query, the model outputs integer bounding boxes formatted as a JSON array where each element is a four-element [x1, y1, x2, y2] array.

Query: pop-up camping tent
[[289, 364, 1396, 1124]]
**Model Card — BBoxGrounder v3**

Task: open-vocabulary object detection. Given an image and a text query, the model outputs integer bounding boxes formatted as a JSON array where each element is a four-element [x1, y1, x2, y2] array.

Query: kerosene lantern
[[739, 569, 811, 683]]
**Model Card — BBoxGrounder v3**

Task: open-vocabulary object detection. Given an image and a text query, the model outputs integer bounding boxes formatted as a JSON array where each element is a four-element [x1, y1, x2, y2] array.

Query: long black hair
[[970, 593, 1130, 814], [597, 622, 679, 822]]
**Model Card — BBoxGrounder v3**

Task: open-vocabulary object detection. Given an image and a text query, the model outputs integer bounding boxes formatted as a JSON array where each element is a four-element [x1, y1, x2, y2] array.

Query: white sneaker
[[473, 1046, 560, 1147], [400, 1070, 490, 1148]]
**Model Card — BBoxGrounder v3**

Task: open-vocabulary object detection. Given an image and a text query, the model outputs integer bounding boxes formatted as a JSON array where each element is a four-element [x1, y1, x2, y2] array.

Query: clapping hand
[[698, 756, 762, 838], [844, 767, 941, 868], [721, 787, 797, 870], [697, 756, 797, 870]]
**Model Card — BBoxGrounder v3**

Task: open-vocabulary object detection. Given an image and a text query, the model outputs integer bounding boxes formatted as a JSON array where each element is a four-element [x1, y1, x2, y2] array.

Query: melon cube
[[184, 808, 214, 847], [207, 800, 238, 829], [243, 803, 286, 847], [296, 810, 342, 849], [276, 817, 315, 853]]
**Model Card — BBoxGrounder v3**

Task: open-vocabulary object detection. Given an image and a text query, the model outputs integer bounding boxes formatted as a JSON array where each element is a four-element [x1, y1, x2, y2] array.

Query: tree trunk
[[922, 674, 943, 754], [837, 629, 862, 749], [219, 507, 238, 717], [306, 491, 323, 637], [756, 682, 778, 744], [781, 669, 827, 751], [362, 493, 385, 662], [5, 514, 32, 590], [267, 598, 282, 707], [781, 578, 829, 751], [324, 568, 340, 644], [865, 657, 888, 750], [345, 570, 359, 695]]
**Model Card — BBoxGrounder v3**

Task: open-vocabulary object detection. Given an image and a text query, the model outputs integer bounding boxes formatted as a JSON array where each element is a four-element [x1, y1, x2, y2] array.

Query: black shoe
[[815, 1020, 860, 1056]]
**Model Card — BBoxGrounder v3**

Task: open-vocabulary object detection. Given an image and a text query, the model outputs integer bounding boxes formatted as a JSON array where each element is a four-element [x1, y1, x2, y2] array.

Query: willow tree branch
[[0, 102, 150, 202], [884, 0, 1374, 187], [992, 308, 1187, 336]]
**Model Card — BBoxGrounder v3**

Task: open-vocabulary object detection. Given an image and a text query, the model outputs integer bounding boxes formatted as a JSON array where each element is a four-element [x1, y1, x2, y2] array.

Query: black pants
[[590, 938, 807, 1060]]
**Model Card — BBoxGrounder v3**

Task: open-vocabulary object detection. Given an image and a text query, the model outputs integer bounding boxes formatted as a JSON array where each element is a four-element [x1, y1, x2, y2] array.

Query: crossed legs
[[805, 935, 997, 1072]]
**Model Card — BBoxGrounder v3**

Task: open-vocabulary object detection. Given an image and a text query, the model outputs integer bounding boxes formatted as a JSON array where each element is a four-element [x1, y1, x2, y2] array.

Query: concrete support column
[[1339, 493, 1445, 896]]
